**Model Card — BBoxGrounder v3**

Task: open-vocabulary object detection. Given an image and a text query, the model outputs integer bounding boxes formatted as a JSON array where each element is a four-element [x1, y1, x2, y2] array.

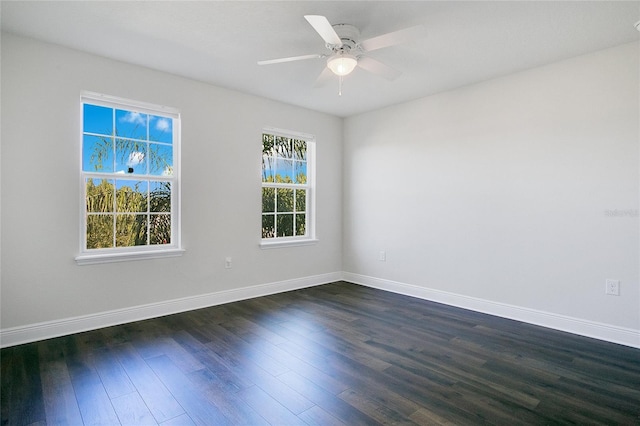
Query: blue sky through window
[[83, 103, 173, 174], [116, 109, 147, 140], [83, 104, 112, 135]]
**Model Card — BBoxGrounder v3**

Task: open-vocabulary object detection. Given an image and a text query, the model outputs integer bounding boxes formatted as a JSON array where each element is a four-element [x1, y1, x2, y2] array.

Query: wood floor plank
[[187, 368, 270, 425], [112, 343, 185, 423], [145, 355, 232, 426], [208, 323, 290, 377], [190, 347, 252, 392], [1, 345, 47, 426], [308, 348, 434, 418], [298, 405, 347, 426], [358, 336, 542, 413], [338, 388, 420, 425], [236, 385, 305, 426], [278, 370, 384, 426], [91, 346, 136, 399], [2, 281, 639, 425], [63, 336, 121, 426], [141, 336, 205, 373], [275, 340, 351, 395], [111, 392, 158, 426], [198, 332, 316, 416], [265, 324, 426, 420], [223, 317, 288, 346], [159, 413, 196, 426], [66, 362, 120, 425], [408, 407, 460, 426], [170, 330, 208, 354], [234, 328, 352, 400], [37, 340, 84, 426]]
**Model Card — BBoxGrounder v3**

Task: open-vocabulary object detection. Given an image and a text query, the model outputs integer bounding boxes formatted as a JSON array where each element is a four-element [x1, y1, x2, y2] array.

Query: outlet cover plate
[[605, 279, 620, 296]]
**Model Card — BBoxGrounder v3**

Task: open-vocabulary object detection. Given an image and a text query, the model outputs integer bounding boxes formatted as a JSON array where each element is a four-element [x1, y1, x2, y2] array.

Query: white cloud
[[121, 111, 146, 125], [155, 118, 170, 132], [127, 151, 145, 166]]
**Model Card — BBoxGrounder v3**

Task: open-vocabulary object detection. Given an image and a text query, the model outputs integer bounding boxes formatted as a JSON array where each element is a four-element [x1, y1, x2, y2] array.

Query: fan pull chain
[[339, 75, 343, 96]]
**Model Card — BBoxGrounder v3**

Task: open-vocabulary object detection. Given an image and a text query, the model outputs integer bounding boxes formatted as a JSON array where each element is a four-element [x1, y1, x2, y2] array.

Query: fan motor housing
[[332, 24, 360, 52]]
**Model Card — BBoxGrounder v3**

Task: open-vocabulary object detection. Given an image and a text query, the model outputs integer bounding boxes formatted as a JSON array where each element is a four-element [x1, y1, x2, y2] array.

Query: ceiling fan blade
[[304, 15, 342, 46], [257, 54, 323, 65], [360, 25, 426, 52], [313, 67, 335, 88], [357, 56, 402, 80]]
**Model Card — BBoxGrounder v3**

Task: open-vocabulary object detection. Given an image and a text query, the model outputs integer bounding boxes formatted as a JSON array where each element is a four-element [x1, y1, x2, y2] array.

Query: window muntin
[[261, 131, 314, 243], [80, 93, 180, 257]]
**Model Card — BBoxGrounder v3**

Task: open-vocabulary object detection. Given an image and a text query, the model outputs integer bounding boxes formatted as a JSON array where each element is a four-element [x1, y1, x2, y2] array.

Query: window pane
[[295, 189, 306, 212], [262, 133, 275, 155], [275, 136, 292, 160], [150, 214, 171, 244], [262, 155, 275, 182], [149, 143, 173, 176], [277, 214, 294, 237], [262, 187, 275, 213], [84, 104, 113, 135], [149, 115, 172, 143], [87, 214, 114, 249], [116, 214, 148, 247], [262, 215, 275, 238], [81, 96, 179, 255], [83, 135, 114, 172], [116, 109, 147, 140], [116, 139, 148, 174], [116, 180, 148, 213], [276, 158, 294, 183], [276, 188, 293, 212], [295, 214, 306, 236], [261, 131, 312, 242], [150, 181, 171, 213], [86, 179, 114, 213], [293, 139, 307, 160], [294, 160, 307, 184]]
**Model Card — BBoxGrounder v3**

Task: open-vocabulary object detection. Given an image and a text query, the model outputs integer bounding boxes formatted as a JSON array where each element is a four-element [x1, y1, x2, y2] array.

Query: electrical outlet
[[225, 257, 232, 269], [605, 279, 620, 296], [379, 251, 386, 261]]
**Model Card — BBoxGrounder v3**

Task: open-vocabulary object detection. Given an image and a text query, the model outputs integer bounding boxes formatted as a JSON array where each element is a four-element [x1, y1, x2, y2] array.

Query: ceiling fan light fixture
[[327, 52, 358, 76]]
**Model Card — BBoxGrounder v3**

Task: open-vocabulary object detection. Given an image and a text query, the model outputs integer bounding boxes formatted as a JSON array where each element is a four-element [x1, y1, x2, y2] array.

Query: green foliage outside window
[[85, 179, 171, 249]]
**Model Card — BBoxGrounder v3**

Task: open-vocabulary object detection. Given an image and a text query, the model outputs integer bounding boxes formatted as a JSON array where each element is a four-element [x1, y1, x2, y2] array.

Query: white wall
[[2, 32, 638, 347], [0, 33, 343, 333], [344, 43, 639, 335]]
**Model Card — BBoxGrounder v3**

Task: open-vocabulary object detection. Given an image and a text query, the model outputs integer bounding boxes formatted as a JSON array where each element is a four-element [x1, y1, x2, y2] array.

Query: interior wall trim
[[0, 272, 342, 348], [343, 272, 640, 349], [4, 271, 637, 349]]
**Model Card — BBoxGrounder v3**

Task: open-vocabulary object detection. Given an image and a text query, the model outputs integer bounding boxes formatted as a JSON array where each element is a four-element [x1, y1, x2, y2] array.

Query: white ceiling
[[2, 1, 640, 117]]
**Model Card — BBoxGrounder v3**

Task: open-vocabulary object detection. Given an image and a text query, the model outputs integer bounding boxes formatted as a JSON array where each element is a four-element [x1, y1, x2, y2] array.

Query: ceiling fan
[[258, 15, 425, 95]]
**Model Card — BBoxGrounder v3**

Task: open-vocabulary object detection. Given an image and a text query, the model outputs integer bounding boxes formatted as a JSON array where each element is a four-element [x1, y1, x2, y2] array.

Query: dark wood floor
[[2, 282, 639, 425]]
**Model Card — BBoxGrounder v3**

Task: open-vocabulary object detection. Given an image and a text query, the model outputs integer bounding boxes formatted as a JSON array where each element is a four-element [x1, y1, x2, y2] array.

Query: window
[[76, 92, 182, 264], [261, 129, 316, 247]]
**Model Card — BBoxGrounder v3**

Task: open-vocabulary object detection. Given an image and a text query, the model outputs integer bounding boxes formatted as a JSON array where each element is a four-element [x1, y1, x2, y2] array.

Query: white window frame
[[260, 127, 317, 249], [75, 91, 184, 265]]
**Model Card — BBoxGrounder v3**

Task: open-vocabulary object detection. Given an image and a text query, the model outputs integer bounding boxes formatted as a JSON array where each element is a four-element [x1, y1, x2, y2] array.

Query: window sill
[[75, 248, 185, 265], [260, 238, 318, 249]]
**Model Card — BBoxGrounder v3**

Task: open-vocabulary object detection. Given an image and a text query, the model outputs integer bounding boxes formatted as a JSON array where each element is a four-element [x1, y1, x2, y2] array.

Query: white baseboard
[[4, 271, 638, 349], [343, 272, 640, 349], [0, 272, 342, 348]]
